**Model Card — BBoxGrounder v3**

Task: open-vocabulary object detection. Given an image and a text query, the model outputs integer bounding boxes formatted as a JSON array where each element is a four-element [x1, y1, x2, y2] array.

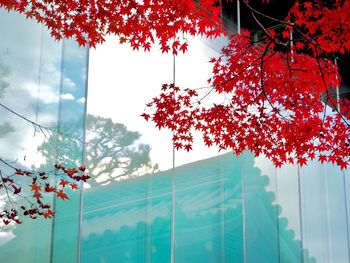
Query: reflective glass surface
[[1, 9, 350, 263]]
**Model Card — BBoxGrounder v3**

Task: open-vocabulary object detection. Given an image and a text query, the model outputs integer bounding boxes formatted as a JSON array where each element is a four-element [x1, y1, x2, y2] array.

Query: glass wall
[[0, 10, 88, 263], [1, 9, 350, 263], [84, 31, 350, 263]]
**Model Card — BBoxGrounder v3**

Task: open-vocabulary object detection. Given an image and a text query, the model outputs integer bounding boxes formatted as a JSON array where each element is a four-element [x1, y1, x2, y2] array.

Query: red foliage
[[143, 1, 350, 169], [0, 0, 223, 53], [1, 1, 350, 227], [0, 163, 89, 225], [290, 1, 350, 54]]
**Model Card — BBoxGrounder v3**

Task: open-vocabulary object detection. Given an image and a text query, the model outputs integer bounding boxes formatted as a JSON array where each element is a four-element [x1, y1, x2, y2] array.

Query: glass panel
[[82, 38, 174, 262], [148, 170, 172, 263], [174, 37, 225, 167], [173, 37, 241, 263], [174, 153, 243, 262], [50, 39, 89, 263], [0, 8, 88, 263], [345, 169, 350, 259], [244, 153, 279, 263], [0, 10, 88, 263], [221, 154, 244, 263], [299, 161, 330, 263], [276, 164, 302, 263], [323, 163, 350, 262], [0, 10, 60, 263]]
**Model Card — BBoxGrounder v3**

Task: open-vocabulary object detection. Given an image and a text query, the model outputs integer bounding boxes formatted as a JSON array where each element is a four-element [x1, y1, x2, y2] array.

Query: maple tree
[[0, 0, 223, 52], [1, 0, 350, 224], [144, 0, 350, 169]]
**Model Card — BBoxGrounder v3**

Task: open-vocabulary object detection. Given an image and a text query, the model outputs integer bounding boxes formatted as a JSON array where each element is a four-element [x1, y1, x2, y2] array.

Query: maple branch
[[259, 42, 291, 122], [242, 0, 294, 26], [196, 86, 215, 104], [251, 12, 288, 47], [0, 158, 17, 171], [314, 49, 350, 127], [128, 0, 152, 27], [201, 48, 277, 93], [194, 38, 280, 108], [320, 95, 329, 133], [0, 102, 51, 131], [0, 102, 85, 147], [0, 169, 14, 207], [286, 51, 293, 77]]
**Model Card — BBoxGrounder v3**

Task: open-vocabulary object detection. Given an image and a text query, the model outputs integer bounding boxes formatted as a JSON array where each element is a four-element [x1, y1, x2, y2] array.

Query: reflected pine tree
[[38, 114, 157, 186]]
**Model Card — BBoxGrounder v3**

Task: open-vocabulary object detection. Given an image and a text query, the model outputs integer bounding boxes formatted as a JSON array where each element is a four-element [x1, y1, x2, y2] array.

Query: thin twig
[[242, 0, 294, 26]]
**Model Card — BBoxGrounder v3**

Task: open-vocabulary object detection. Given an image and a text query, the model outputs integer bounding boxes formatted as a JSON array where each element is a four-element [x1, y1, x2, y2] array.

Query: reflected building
[[0, 6, 350, 263]]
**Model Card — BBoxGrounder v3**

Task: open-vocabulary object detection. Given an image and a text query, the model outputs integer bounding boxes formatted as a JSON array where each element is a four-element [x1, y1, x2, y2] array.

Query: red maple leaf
[[15, 169, 23, 176], [57, 190, 69, 200], [59, 179, 69, 188], [43, 209, 54, 219], [66, 168, 78, 177], [12, 185, 21, 195], [30, 183, 41, 192], [44, 183, 56, 193], [70, 183, 79, 190]]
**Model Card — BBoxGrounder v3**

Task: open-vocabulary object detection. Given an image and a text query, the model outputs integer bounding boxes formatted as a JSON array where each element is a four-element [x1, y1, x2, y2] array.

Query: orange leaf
[[30, 183, 41, 192], [57, 190, 69, 200]]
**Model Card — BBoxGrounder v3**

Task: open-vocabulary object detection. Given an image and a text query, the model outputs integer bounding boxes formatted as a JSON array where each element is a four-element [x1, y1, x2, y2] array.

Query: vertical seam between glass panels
[[324, 165, 333, 263], [49, 38, 66, 263], [274, 167, 281, 263], [35, 25, 44, 125], [335, 61, 350, 262], [76, 46, 90, 263], [219, 154, 226, 263], [297, 164, 304, 263], [171, 55, 176, 263], [146, 173, 152, 263], [237, 3, 245, 263], [241, 153, 246, 263], [342, 170, 350, 263]]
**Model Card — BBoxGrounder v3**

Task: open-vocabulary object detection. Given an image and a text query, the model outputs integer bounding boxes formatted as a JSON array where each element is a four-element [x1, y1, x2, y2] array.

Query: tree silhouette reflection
[[38, 115, 157, 186]]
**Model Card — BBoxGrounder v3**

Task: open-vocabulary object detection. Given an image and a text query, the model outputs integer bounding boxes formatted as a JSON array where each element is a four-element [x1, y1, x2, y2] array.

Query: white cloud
[[23, 82, 59, 104], [0, 231, 15, 246], [60, 93, 75, 100], [76, 97, 86, 104], [63, 77, 76, 89]]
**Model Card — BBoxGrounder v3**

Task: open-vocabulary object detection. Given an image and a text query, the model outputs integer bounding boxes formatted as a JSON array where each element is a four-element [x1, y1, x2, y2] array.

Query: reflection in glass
[[0, 9, 87, 263], [39, 115, 157, 187]]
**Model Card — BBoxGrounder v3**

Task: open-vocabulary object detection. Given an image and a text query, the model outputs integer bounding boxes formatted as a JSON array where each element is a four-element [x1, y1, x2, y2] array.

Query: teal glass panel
[[299, 161, 329, 263], [81, 171, 171, 263], [0, 10, 88, 263], [220, 154, 244, 263], [148, 170, 172, 263], [174, 37, 242, 263], [345, 169, 350, 259], [323, 163, 350, 262], [174, 154, 243, 263], [49, 38, 89, 263], [0, 10, 62, 263], [82, 177, 149, 262], [243, 152, 279, 263], [82, 41, 174, 262], [276, 164, 303, 263]]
